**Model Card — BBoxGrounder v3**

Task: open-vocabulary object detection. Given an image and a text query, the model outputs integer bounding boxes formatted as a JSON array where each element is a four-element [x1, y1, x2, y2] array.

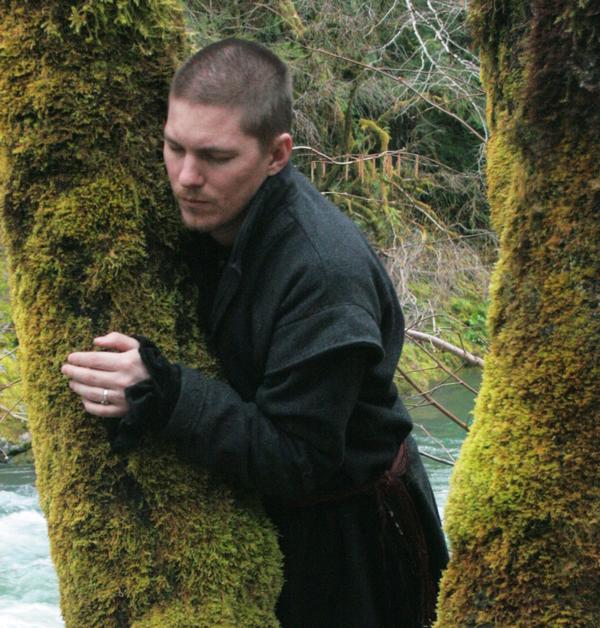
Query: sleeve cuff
[[109, 336, 181, 454], [161, 365, 210, 441]]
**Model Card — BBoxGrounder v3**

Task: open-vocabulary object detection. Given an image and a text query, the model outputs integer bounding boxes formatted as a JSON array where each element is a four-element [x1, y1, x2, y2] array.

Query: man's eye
[[206, 154, 233, 164], [166, 142, 184, 154]]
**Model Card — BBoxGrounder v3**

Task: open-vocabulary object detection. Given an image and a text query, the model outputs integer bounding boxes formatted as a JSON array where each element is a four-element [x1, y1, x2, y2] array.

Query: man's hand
[[61, 332, 150, 418]]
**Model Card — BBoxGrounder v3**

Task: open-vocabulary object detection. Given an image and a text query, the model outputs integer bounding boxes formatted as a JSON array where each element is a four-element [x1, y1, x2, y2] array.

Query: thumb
[[94, 332, 140, 352]]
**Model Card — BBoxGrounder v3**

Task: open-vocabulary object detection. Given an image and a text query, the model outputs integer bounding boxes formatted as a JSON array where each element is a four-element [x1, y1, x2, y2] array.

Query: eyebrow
[[163, 133, 237, 155]]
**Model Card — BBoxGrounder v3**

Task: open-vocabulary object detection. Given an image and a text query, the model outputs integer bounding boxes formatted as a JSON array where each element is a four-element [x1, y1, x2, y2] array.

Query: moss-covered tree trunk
[[435, 2, 600, 626], [0, 2, 281, 626]]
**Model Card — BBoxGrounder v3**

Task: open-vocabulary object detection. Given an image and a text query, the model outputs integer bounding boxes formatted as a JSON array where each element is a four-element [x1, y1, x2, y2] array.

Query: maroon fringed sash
[[290, 441, 436, 627], [377, 441, 436, 627]]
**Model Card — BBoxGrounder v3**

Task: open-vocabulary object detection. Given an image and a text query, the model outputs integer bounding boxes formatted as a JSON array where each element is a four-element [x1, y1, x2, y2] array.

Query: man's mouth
[[180, 197, 212, 208], [181, 196, 208, 203]]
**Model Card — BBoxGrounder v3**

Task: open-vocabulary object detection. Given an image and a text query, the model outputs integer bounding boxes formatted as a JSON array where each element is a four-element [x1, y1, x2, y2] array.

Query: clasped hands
[[61, 332, 150, 418]]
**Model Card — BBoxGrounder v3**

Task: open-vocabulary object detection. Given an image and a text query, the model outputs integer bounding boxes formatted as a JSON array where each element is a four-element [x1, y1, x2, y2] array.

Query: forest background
[[0, 0, 492, 460]]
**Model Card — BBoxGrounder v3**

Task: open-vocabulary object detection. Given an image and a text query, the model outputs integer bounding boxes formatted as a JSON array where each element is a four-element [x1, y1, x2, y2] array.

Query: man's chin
[[180, 208, 212, 232], [181, 219, 212, 234]]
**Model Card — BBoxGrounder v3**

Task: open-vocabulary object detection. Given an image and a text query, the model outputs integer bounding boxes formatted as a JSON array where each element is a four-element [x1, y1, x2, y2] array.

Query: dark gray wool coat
[[134, 163, 448, 627]]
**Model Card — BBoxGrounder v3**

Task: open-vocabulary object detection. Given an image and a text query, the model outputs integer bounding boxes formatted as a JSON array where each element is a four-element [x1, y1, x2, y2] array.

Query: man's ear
[[266, 133, 293, 175]]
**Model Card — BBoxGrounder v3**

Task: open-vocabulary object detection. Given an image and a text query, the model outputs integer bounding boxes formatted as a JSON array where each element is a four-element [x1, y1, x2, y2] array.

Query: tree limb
[[405, 329, 484, 367]]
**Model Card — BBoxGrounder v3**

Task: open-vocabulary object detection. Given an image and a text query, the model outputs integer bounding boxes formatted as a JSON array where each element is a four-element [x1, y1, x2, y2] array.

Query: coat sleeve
[[163, 341, 382, 499]]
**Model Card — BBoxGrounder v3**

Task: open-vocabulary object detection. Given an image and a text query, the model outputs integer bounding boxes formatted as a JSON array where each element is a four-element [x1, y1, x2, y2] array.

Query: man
[[62, 38, 448, 627]]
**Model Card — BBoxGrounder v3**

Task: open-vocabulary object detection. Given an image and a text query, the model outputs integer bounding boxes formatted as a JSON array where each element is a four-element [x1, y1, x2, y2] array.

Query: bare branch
[[406, 329, 484, 367], [306, 45, 486, 143], [408, 341, 479, 393], [398, 366, 470, 431]]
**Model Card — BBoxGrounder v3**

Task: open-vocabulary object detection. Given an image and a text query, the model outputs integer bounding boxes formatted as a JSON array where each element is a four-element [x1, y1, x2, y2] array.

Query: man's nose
[[179, 155, 205, 188]]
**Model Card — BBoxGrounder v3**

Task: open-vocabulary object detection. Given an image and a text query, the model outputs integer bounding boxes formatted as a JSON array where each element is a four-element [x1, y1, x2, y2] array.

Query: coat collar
[[228, 162, 293, 272], [208, 162, 294, 337]]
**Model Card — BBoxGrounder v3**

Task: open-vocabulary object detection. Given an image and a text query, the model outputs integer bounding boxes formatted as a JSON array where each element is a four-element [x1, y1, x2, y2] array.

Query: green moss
[[0, 2, 281, 626], [0, 414, 26, 445], [435, 2, 600, 626], [276, 0, 305, 39], [358, 118, 391, 153]]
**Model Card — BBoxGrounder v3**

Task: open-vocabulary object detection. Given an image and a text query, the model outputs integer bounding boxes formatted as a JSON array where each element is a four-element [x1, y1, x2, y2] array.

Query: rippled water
[[412, 370, 479, 516], [0, 370, 475, 626], [0, 467, 62, 628]]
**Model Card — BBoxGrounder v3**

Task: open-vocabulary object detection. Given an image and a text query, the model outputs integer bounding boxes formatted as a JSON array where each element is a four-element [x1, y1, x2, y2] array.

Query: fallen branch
[[0, 440, 32, 463], [405, 329, 484, 367]]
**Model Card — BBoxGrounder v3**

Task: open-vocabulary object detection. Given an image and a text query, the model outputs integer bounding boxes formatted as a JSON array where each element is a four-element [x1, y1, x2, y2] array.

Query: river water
[[0, 466, 62, 627], [411, 369, 480, 515], [0, 369, 477, 627]]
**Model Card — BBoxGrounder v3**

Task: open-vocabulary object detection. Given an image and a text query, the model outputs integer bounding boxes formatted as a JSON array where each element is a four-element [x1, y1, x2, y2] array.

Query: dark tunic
[[162, 164, 448, 627]]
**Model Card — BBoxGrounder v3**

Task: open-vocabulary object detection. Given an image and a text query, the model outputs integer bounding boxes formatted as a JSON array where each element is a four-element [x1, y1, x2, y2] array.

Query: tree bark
[[435, 2, 600, 626], [0, 2, 281, 626]]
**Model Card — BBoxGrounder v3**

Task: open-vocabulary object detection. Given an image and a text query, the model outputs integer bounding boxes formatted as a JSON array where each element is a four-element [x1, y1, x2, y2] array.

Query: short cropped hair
[[170, 38, 293, 148]]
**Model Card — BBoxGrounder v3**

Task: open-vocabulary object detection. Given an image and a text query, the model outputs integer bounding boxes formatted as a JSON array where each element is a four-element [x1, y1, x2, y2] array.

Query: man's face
[[163, 98, 278, 245]]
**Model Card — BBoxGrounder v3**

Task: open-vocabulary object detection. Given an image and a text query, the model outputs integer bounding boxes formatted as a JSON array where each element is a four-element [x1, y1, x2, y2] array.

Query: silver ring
[[101, 389, 109, 406]]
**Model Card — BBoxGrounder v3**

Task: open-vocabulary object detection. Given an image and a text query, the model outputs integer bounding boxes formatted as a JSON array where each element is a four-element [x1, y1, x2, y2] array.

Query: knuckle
[[117, 374, 131, 389], [124, 353, 138, 370], [87, 372, 100, 387]]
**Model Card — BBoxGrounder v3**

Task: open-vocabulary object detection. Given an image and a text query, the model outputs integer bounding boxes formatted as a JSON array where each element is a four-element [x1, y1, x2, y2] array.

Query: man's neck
[[209, 208, 249, 247]]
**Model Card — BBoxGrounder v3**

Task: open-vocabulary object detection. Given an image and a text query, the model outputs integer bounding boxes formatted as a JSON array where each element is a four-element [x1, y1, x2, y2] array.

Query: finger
[[68, 380, 126, 406], [62, 363, 124, 389], [94, 332, 140, 352], [81, 397, 128, 419], [66, 350, 126, 371]]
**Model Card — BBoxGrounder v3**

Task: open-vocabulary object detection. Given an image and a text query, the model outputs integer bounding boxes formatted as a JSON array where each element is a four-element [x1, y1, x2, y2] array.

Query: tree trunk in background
[[435, 2, 600, 626], [0, 2, 281, 626]]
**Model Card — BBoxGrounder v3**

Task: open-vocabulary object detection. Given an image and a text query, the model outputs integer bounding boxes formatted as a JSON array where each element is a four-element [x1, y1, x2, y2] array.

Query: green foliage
[[450, 296, 489, 347], [0, 250, 26, 452], [184, 0, 489, 245], [0, 252, 13, 344], [0, 1, 281, 625], [383, 223, 491, 390]]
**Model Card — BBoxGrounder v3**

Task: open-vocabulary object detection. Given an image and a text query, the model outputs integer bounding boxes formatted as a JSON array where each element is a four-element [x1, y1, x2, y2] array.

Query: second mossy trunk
[[0, 2, 282, 626], [435, 2, 600, 627]]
